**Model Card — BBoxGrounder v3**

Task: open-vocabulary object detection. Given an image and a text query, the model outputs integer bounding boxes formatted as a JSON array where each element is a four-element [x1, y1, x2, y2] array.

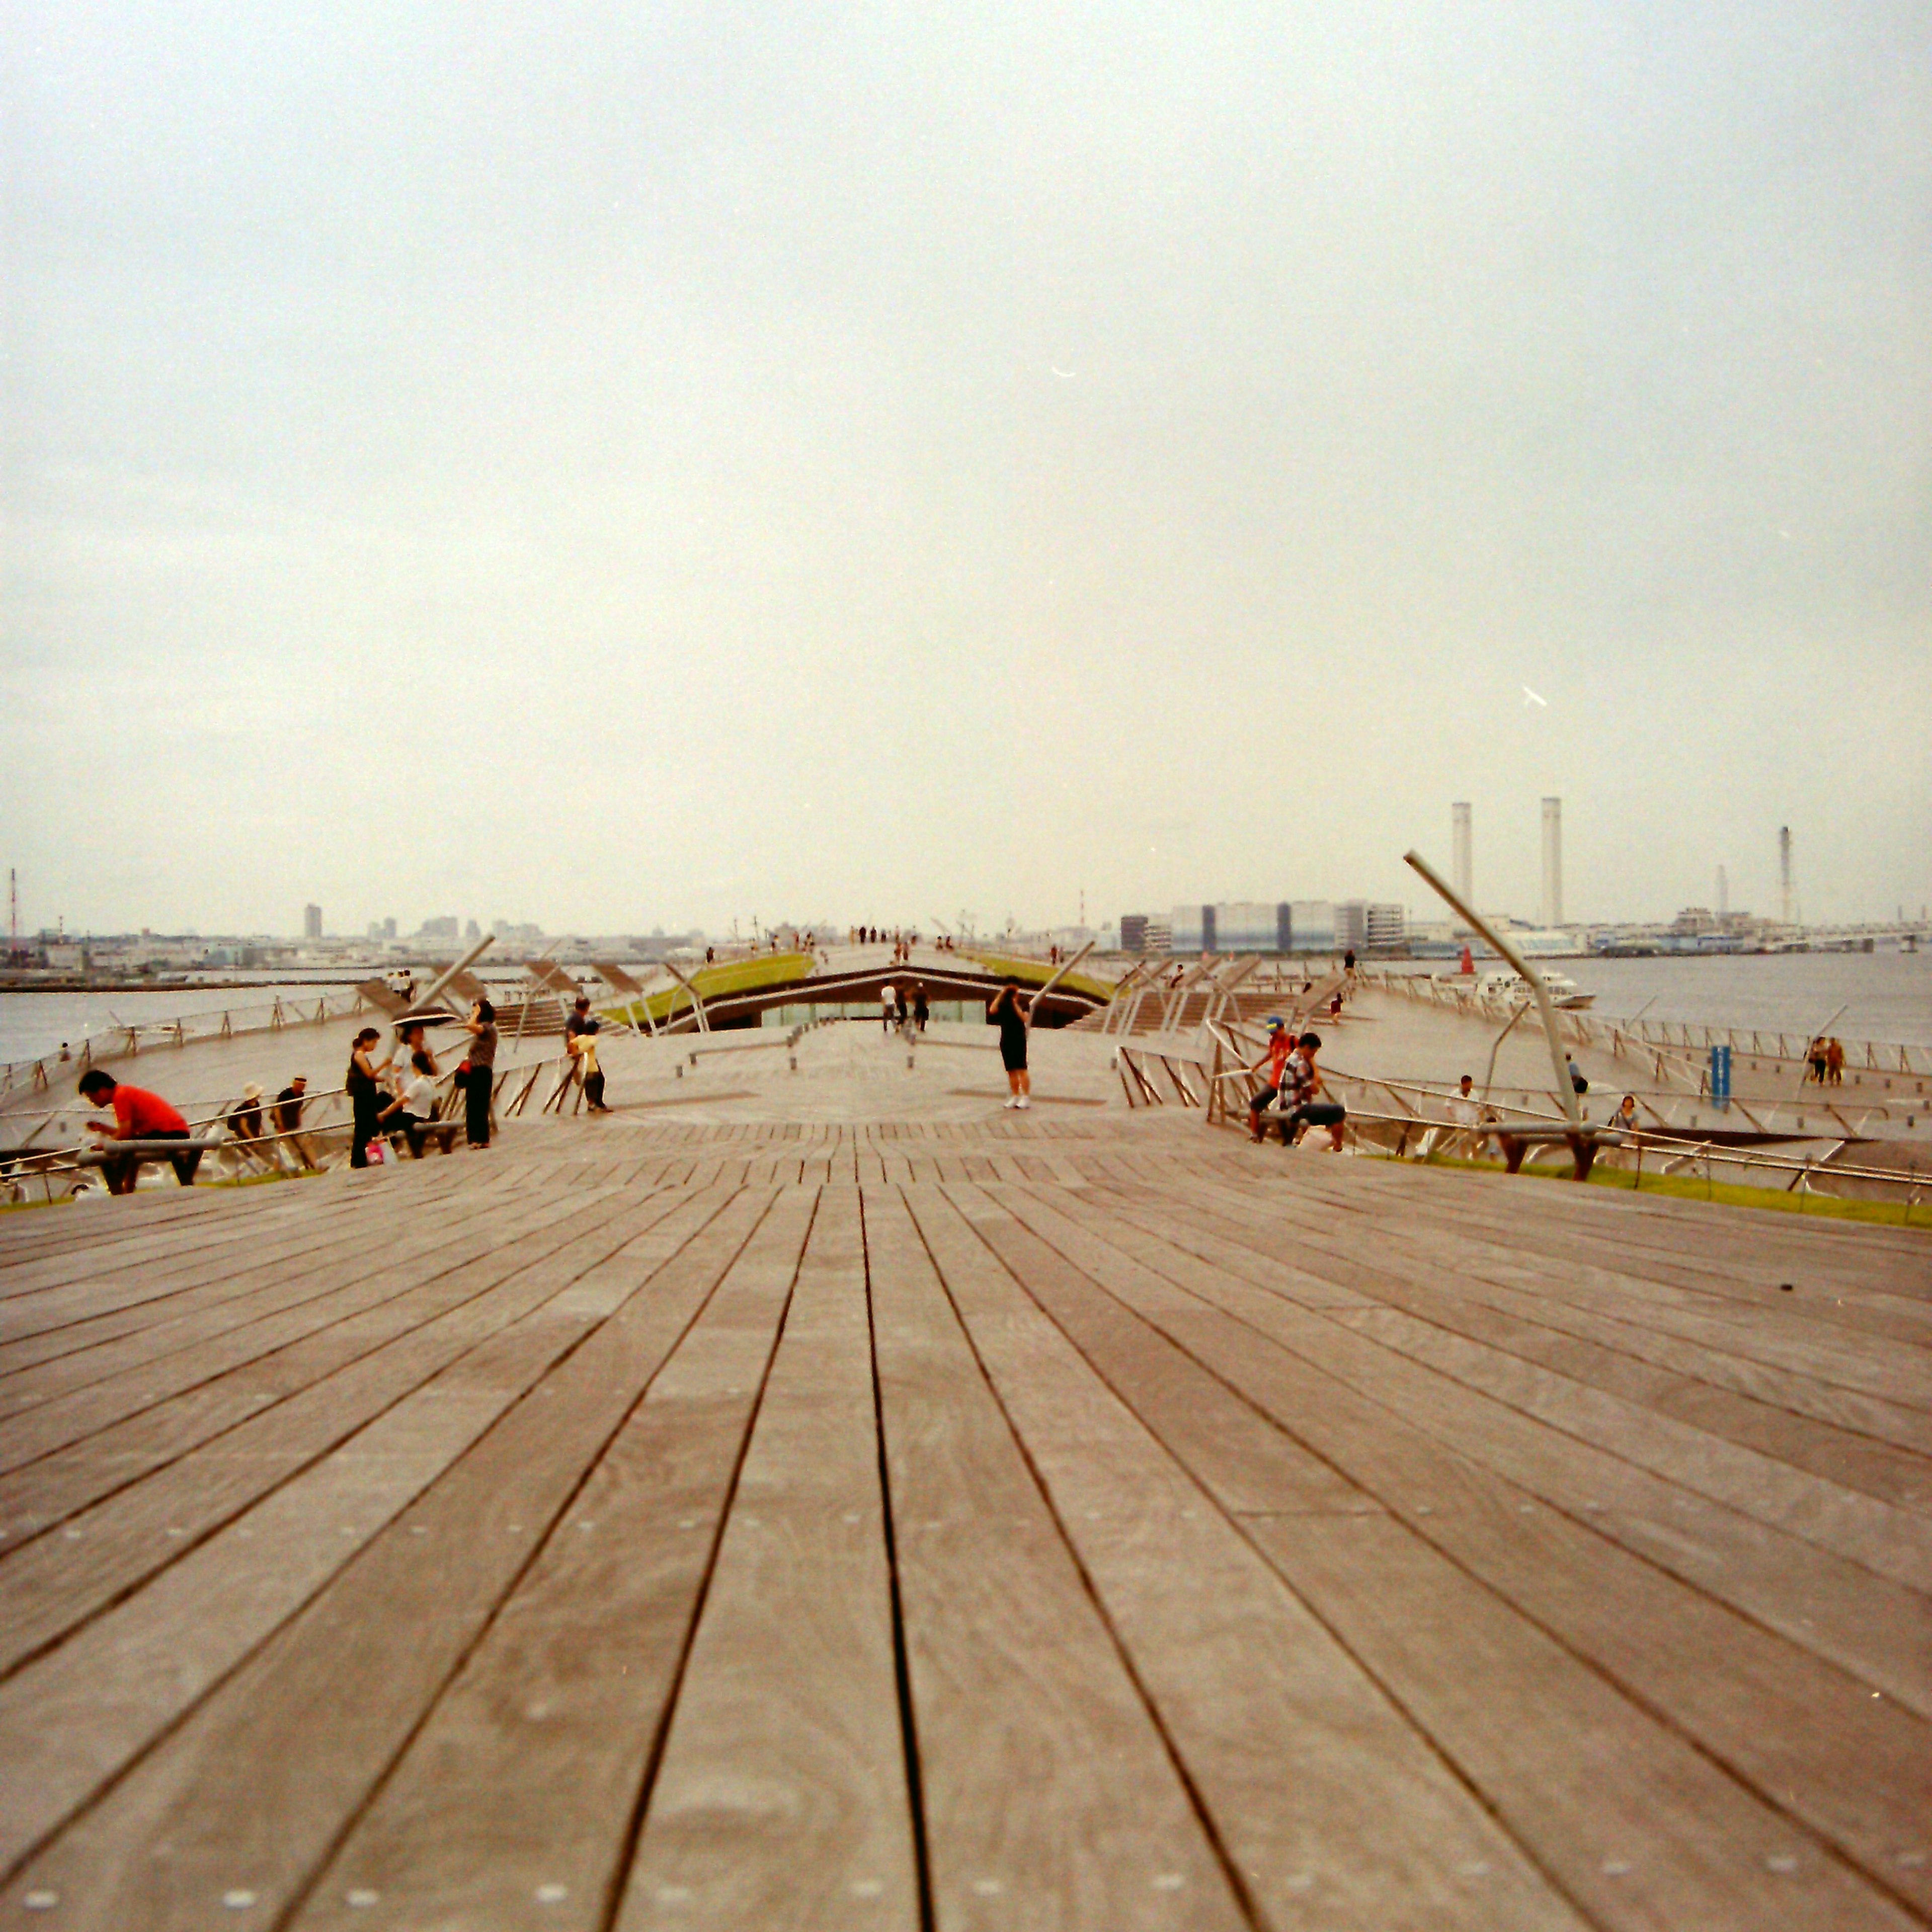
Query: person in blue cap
[[1246, 1016, 1295, 1143]]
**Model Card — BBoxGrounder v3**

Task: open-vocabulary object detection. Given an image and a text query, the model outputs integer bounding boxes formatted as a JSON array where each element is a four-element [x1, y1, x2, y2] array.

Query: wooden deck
[[0, 1110, 1927, 1930]]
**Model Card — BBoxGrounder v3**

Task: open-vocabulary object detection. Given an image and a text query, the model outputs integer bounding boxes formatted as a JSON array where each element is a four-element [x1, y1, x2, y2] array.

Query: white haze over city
[[4, 2, 1928, 937]]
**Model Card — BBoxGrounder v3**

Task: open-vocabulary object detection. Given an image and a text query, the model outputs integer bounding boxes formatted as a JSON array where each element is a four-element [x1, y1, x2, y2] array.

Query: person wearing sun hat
[[1246, 1016, 1295, 1143]]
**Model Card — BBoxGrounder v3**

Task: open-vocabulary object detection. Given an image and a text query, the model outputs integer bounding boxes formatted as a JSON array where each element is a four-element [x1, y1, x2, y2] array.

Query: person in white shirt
[[881, 983, 898, 1035], [1445, 1073, 1483, 1159], [381, 1050, 442, 1159]]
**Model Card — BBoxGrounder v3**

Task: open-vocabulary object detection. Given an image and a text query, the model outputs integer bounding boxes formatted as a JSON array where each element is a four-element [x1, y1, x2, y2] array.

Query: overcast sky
[[5, 2, 1927, 938]]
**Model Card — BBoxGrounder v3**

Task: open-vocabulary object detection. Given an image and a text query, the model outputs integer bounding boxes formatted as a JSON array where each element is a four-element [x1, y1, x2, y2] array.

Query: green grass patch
[[960, 951, 1113, 1003], [613, 951, 817, 1026], [1393, 1147, 1929, 1231]]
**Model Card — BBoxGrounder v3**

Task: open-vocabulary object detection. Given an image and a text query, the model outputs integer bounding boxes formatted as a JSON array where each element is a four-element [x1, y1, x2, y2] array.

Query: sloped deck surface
[[0, 1111, 1927, 1931]]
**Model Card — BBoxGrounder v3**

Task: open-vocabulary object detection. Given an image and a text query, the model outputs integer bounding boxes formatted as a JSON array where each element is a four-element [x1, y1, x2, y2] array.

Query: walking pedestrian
[[913, 983, 929, 1032], [77, 1070, 203, 1192], [989, 978, 1032, 1109], [1826, 1037, 1845, 1086], [881, 982, 897, 1034], [461, 998, 498, 1147], [345, 1028, 392, 1170], [275, 1075, 316, 1170], [1807, 1037, 1828, 1084], [895, 982, 910, 1029]]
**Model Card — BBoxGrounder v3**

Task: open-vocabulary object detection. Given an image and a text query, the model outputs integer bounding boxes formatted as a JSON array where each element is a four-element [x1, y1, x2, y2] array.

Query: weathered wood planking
[[0, 1096, 1923, 1931]]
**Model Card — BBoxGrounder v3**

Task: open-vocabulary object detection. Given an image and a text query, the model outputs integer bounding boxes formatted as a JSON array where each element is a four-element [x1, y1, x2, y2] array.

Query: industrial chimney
[[1779, 826, 1793, 927], [1540, 797, 1563, 928], [1452, 803, 1473, 908]]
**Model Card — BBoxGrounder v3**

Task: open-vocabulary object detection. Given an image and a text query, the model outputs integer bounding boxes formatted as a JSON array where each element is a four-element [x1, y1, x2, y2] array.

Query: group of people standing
[[1806, 1036, 1847, 1085], [346, 997, 498, 1168]]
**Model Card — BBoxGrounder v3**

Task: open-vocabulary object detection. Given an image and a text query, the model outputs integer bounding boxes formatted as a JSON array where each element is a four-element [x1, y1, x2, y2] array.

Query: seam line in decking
[[268, 1182, 788, 1932], [598, 1184, 819, 1932], [899, 1180, 1269, 1932], [857, 1187, 937, 1932], [0, 1186, 762, 1892], [1001, 1177, 1932, 1915], [956, 1179, 1607, 1931]]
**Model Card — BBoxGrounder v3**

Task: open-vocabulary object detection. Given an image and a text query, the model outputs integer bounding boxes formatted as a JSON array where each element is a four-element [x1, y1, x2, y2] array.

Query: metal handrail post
[[1404, 849, 1583, 1131], [660, 957, 711, 1033], [1024, 941, 1095, 1033]]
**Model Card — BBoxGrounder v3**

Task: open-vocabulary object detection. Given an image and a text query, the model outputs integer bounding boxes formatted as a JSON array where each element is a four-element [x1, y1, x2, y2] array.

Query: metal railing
[[1, 1040, 585, 1206], [1353, 967, 1932, 1093], [0, 988, 374, 1102]]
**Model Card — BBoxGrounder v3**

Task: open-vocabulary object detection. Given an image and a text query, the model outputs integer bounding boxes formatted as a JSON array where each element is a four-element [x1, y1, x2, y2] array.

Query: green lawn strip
[[958, 950, 1113, 1003], [609, 951, 817, 1026], [1376, 1148, 1929, 1231]]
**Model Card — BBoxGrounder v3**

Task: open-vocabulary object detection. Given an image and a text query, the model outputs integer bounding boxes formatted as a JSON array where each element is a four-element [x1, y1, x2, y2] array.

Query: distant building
[[303, 903, 322, 940], [1120, 915, 1151, 953], [382, 917, 398, 941], [1144, 917, 1173, 954], [419, 915, 459, 941], [1170, 905, 1210, 953], [1334, 900, 1406, 952], [1365, 903, 1406, 950], [464, 918, 481, 942], [1289, 900, 1336, 950], [1213, 902, 1278, 952]]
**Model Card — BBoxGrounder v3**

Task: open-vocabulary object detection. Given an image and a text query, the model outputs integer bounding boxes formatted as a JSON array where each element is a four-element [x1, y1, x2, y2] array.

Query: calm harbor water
[[1398, 951, 1932, 1045], [0, 970, 535, 1070], [4, 950, 1928, 1068]]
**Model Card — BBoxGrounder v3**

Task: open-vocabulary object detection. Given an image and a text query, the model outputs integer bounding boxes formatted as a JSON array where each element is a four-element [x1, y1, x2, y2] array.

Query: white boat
[[1475, 969, 1595, 1011]]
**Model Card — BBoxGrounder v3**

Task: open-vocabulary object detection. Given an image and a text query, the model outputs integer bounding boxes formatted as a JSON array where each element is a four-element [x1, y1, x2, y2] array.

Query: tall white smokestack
[[1541, 797, 1563, 928], [1716, 864, 1729, 922], [1779, 826, 1793, 926], [1452, 802, 1473, 908]]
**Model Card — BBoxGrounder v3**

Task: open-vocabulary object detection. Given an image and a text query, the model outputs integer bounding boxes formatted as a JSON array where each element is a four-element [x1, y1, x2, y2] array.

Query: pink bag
[[364, 1140, 388, 1164]]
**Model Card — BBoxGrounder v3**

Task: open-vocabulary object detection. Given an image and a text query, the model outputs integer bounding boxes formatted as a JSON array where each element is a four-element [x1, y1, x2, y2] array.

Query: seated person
[[1279, 1031, 1347, 1153], [77, 1071, 202, 1193]]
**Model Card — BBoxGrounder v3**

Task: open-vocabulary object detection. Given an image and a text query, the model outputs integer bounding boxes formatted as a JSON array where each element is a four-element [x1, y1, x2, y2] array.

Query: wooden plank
[[288, 1188, 818, 1932], [864, 1183, 1246, 1932], [0, 1188, 734, 1674], [0, 1176, 585, 1421], [1023, 1180, 1932, 1919], [1318, 1300, 1932, 1591], [1249, 1511, 1920, 1932], [0, 1188, 769, 1886], [912, 1182, 1589, 1932], [614, 1187, 918, 1929], [0, 1187, 622, 1520], [0, 1186, 783, 1927], [1080, 1178, 1932, 1705]]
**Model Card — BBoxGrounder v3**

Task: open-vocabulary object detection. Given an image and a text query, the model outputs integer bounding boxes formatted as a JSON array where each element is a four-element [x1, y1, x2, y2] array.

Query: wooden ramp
[[0, 1115, 1927, 1930]]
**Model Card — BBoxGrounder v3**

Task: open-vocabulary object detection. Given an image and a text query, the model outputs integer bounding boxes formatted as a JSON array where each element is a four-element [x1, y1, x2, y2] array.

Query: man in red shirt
[[77, 1071, 203, 1193]]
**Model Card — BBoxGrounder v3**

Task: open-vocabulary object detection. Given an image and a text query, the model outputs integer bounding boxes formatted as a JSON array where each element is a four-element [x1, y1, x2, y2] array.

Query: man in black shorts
[[989, 979, 1031, 1110], [1281, 1031, 1347, 1152]]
